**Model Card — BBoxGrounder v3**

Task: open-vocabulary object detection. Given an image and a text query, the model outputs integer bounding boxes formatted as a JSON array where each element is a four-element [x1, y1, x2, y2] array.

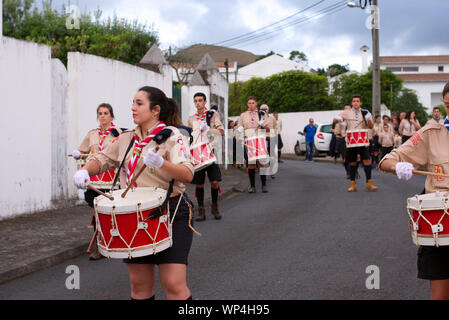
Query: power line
[[211, 0, 326, 46]]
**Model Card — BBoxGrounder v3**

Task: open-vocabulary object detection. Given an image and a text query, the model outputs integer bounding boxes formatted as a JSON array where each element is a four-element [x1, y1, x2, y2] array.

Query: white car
[[294, 123, 333, 156]]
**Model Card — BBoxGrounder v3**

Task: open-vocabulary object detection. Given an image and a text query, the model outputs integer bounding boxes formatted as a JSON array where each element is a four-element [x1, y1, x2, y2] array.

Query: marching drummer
[[334, 94, 378, 192], [186, 93, 224, 221], [71, 103, 122, 260], [237, 96, 270, 193], [379, 81, 449, 300], [73, 86, 195, 300]]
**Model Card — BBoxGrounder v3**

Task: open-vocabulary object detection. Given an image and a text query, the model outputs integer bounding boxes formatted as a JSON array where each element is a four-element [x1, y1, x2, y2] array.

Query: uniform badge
[[434, 165, 445, 182], [147, 166, 156, 174], [410, 133, 422, 146]]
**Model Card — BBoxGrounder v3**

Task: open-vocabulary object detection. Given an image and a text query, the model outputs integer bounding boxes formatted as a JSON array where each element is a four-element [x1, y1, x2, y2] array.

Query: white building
[[231, 54, 313, 83], [380, 55, 449, 112]]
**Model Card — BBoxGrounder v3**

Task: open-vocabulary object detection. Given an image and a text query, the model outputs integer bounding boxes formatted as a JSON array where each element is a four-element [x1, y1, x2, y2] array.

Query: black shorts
[[191, 162, 222, 185], [123, 193, 194, 265], [84, 188, 110, 208], [346, 146, 370, 163], [417, 246, 449, 280]]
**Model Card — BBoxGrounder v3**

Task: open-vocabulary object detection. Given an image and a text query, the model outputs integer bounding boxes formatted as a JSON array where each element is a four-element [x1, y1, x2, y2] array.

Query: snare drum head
[[95, 187, 167, 214], [407, 192, 449, 210]]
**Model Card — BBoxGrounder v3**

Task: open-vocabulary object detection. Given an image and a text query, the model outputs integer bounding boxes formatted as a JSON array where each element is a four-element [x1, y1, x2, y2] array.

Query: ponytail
[[138, 86, 184, 127]]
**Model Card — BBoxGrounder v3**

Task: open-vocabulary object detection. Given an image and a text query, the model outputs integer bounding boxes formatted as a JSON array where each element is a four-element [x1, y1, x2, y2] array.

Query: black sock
[[260, 174, 266, 186], [211, 187, 219, 204], [196, 187, 204, 207], [248, 169, 256, 187], [364, 165, 372, 181], [349, 165, 357, 181]]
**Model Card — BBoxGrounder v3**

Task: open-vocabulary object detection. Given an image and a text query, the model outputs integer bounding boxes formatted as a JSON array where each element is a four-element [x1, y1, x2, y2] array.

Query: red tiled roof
[[395, 73, 449, 82], [380, 55, 449, 64]]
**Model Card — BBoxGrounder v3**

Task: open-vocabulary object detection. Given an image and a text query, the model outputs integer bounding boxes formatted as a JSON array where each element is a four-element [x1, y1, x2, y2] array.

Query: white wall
[[230, 110, 341, 154], [0, 37, 53, 219], [232, 54, 312, 83], [402, 81, 447, 113], [66, 52, 172, 197]]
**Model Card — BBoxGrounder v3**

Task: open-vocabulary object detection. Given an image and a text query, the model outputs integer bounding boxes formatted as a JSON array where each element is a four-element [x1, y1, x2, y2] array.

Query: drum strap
[[110, 136, 135, 191]]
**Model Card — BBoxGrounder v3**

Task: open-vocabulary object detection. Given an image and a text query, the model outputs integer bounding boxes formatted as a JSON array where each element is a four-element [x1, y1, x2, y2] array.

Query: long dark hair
[[138, 86, 183, 127]]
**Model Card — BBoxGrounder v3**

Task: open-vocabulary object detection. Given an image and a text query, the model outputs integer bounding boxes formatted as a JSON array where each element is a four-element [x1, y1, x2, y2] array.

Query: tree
[[2, 0, 159, 66], [228, 70, 335, 116], [393, 88, 428, 125], [316, 64, 349, 77], [288, 50, 308, 63]]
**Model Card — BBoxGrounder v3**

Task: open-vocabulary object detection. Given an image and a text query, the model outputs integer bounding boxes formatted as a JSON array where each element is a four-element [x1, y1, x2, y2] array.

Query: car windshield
[[320, 125, 332, 133]]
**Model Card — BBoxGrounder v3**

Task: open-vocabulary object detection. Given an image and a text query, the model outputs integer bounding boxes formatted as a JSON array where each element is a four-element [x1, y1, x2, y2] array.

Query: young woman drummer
[[379, 81, 449, 300], [73, 86, 195, 300], [71, 103, 122, 260]]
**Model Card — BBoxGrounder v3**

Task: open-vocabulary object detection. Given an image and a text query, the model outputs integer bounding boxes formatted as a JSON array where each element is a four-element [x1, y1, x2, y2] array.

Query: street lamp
[[347, 0, 381, 118]]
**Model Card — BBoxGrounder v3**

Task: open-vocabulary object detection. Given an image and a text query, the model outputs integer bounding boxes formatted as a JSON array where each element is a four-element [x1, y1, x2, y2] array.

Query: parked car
[[294, 123, 333, 156]]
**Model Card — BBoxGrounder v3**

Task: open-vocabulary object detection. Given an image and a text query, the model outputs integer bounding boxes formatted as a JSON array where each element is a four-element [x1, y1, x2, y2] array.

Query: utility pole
[[371, 0, 381, 117], [224, 58, 229, 83]]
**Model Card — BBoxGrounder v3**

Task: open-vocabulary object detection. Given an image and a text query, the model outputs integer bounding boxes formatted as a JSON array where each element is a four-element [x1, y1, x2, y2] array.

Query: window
[[438, 66, 444, 72], [402, 66, 419, 72], [320, 125, 332, 133], [386, 67, 402, 72]]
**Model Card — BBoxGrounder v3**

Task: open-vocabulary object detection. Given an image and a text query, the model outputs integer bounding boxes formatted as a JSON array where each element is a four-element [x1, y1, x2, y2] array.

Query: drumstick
[[68, 153, 90, 158], [121, 146, 160, 198], [86, 230, 98, 254], [413, 169, 449, 179], [87, 184, 114, 201]]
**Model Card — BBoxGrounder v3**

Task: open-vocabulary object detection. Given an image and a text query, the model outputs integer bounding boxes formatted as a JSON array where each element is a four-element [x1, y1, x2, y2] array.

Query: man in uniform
[[335, 94, 378, 192], [237, 96, 270, 193], [187, 93, 224, 221], [426, 106, 445, 125]]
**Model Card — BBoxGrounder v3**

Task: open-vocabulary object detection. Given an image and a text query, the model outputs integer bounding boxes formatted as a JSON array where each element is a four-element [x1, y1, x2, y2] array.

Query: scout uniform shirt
[[237, 109, 262, 138], [78, 126, 123, 155], [339, 108, 371, 131], [378, 130, 394, 147], [334, 121, 346, 138], [275, 117, 283, 135], [393, 134, 402, 148], [91, 124, 194, 197], [261, 113, 277, 138], [187, 109, 224, 148], [379, 122, 449, 193], [399, 118, 420, 137], [426, 118, 445, 125]]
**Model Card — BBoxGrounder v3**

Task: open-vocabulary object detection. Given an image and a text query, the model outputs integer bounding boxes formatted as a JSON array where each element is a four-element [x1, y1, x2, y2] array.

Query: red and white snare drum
[[345, 129, 369, 148], [190, 141, 216, 172], [94, 187, 171, 258], [407, 192, 449, 246], [245, 133, 269, 163]]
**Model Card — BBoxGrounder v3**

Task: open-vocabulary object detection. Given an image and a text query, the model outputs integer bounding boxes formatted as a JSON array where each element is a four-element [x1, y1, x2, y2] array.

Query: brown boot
[[211, 203, 222, 220], [89, 247, 104, 261], [348, 181, 357, 192], [366, 179, 378, 191], [196, 207, 206, 221]]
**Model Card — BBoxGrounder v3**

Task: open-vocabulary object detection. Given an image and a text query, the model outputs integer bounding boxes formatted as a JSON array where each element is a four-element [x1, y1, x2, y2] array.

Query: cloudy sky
[[52, 0, 449, 71]]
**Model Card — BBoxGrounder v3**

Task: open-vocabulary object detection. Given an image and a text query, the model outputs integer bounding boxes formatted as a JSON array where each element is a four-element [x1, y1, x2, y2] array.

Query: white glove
[[143, 148, 164, 168], [259, 120, 265, 127], [73, 169, 90, 189], [200, 121, 209, 131], [335, 115, 343, 122], [72, 149, 81, 160], [395, 162, 414, 180], [237, 126, 244, 133], [364, 112, 373, 121]]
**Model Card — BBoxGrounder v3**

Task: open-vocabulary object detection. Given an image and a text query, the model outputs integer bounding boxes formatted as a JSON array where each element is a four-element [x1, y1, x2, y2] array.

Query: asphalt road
[[0, 159, 429, 300]]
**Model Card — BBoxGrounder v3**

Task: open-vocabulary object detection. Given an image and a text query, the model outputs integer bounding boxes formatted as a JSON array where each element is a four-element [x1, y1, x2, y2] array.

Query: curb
[[0, 243, 89, 285]]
